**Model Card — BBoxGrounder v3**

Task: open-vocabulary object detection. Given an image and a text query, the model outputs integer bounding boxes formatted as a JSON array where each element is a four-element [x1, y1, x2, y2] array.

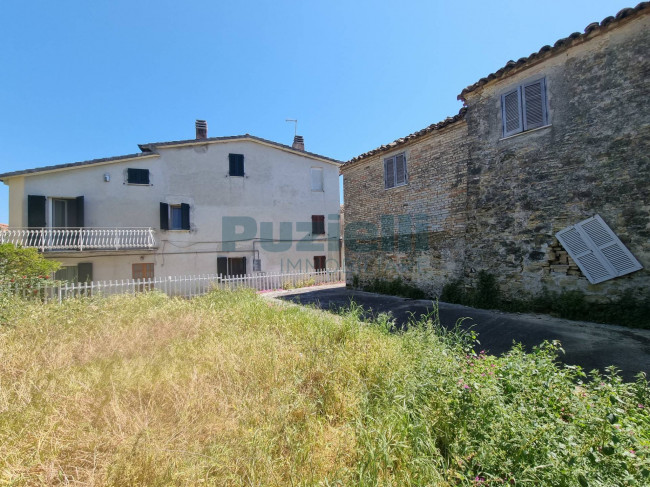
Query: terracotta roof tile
[[458, 2, 650, 101]]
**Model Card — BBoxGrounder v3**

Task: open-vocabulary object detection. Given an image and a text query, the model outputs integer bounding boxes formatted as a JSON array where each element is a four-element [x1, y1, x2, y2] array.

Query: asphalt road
[[269, 284, 650, 382]]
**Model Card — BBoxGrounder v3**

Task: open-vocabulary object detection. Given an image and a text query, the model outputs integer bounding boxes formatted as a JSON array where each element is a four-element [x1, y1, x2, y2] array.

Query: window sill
[[384, 182, 408, 191], [499, 124, 552, 141]]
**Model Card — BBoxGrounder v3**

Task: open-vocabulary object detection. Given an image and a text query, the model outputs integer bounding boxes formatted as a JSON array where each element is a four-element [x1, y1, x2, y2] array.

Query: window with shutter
[[310, 167, 323, 191], [229, 154, 245, 177], [127, 168, 150, 185], [384, 153, 407, 189], [160, 202, 190, 231], [314, 256, 326, 271], [501, 78, 548, 137], [311, 215, 325, 235], [555, 215, 642, 284]]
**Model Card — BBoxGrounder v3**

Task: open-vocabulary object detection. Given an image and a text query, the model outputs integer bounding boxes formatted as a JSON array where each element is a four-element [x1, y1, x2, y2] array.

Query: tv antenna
[[285, 119, 298, 136]]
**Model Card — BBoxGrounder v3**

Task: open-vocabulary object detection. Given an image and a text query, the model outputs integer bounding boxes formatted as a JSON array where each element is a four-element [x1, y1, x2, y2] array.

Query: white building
[[0, 121, 342, 282]]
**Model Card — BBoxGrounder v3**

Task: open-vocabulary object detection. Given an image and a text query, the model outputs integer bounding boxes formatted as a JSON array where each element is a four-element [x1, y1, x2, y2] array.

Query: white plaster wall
[[5, 139, 341, 279]]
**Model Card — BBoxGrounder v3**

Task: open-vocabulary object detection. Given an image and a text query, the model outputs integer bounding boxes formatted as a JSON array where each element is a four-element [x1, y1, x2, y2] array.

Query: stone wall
[[342, 12, 650, 301], [462, 12, 650, 299]]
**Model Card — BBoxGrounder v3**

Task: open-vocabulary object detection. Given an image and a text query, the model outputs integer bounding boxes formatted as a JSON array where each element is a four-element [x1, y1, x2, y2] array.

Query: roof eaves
[[0, 152, 160, 181], [138, 134, 343, 165], [457, 2, 650, 101], [345, 107, 467, 165]]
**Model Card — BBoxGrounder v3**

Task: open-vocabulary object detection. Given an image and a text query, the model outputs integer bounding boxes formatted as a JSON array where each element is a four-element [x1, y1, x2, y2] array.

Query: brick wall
[[342, 121, 470, 295]]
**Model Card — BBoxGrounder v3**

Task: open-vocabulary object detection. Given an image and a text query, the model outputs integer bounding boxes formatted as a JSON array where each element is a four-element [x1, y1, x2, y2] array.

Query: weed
[[0, 290, 648, 485], [363, 277, 427, 299]]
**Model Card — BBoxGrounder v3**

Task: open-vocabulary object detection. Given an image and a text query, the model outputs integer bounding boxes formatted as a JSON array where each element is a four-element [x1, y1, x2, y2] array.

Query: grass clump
[[441, 272, 650, 328], [363, 277, 427, 299], [0, 290, 648, 485]]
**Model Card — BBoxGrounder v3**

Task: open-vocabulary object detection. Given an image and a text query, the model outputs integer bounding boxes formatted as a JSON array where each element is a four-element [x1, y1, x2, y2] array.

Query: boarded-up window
[[384, 153, 407, 189], [310, 167, 323, 191], [555, 215, 643, 284], [501, 78, 548, 137]]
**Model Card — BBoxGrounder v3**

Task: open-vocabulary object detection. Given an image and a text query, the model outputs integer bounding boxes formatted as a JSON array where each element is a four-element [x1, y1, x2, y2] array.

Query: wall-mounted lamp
[[103, 173, 111, 182]]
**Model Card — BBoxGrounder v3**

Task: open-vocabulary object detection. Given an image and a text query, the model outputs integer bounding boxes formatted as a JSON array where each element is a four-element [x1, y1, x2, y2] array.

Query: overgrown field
[[1, 290, 648, 486]]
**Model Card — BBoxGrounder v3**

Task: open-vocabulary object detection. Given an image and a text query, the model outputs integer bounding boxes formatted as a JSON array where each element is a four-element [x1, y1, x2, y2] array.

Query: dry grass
[[2, 290, 648, 486], [0, 290, 400, 486]]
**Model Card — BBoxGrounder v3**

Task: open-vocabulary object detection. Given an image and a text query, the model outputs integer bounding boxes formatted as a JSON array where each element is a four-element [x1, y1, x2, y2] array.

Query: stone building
[[341, 4, 650, 300]]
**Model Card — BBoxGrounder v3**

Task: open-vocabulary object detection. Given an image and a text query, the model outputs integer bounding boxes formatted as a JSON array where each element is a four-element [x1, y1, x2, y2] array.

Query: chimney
[[292, 135, 304, 151], [195, 119, 207, 139]]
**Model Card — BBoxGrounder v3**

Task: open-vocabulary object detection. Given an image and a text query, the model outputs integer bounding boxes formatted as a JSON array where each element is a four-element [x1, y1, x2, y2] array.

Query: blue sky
[[0, 0, 634, 223]]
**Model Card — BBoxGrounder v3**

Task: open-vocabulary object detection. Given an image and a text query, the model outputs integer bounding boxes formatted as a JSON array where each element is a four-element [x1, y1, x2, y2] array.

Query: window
[[229, 153, 245, 177], [313, 256, 326, 271], [310, 167, 323, 191], [501, 78, 548, 137], [384, 153, 407, 189], [160, 202, 190, 230], [54, 263, 92, 283], [132, 263, 154, 291], [127, 168, 150, 185], [27, 195, 84, 228], [311, 215, 325, 235], [217, 256, 247, 276]]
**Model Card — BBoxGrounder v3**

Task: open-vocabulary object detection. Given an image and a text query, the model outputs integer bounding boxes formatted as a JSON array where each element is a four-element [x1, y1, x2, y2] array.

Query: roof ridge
[[458, 2, 650, 100]]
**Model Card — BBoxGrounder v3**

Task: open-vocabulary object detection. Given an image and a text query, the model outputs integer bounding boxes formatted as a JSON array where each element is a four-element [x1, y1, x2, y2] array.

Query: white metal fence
[[2, 269, 346, 303], [0, 227, 156, 251]]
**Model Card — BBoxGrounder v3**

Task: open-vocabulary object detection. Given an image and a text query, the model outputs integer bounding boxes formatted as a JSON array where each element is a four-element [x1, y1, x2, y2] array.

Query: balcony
[[0, 227, 156, 252]]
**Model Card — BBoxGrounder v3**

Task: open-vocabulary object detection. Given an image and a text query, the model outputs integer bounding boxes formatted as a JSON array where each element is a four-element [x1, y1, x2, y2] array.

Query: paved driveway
[[269, 284, 650, 382]]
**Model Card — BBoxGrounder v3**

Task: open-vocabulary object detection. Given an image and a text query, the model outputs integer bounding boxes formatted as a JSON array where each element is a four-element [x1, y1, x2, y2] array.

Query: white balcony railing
[[0, 227, 156, 251]]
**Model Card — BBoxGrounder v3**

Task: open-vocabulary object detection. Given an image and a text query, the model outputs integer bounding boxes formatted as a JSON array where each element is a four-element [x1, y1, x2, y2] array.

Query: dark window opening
[[229, 154, 245, 177], [218, 256, 247, 276], [127, 168, 150, 185]]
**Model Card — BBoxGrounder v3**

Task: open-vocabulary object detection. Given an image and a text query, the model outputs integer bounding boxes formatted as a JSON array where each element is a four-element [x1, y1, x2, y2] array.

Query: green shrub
[[441, 271, 650, 328], [0, 243, 60, 280], [363, 277, 427, 299]]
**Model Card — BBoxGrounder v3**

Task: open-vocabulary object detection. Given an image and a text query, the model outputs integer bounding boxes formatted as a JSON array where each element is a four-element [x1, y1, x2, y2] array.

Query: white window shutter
[[556, 215, 642, 284], [502, 88, 522, 137], [310, 167, 323, 191], [395, 153, 406, 185], [385, 157, 395, 189], [522, 79, 547, 130]]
